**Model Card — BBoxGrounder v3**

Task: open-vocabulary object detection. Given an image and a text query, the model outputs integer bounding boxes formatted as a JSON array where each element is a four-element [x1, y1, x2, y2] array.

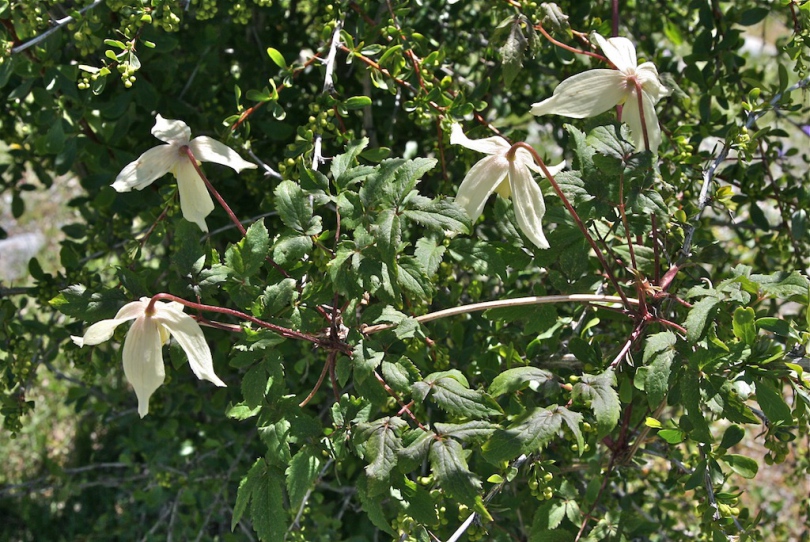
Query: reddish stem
[[535, 23, 609, 64], [633, 79, 651, 152]]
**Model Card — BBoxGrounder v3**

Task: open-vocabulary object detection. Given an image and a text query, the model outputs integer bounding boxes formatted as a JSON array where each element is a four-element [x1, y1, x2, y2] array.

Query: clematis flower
[[531, 34, 671, 153], [450, 124, 565, 249], [72, 297, 226, 418], [112, 115, 256, 232]]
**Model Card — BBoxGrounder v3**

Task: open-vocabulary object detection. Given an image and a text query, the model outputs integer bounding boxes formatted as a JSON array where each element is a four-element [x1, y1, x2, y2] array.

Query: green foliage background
[[1, 0, 810, 540]]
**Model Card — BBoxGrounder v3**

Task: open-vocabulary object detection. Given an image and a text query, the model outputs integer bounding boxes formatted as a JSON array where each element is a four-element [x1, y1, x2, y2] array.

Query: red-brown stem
[[146, 293, 335, 349], [655, 317, 687, 335], [374, 370, 426, 430], [618, 174, 638, 271], [609, 323, 645, 369], [137, 203, 171, 249], [535, 23, 609, 64], [300, 351, 335, 407], [651, 214, 661, 285], [182, 146, 292, 279], [511, 142, 632, 310], [612, 0, 620, 37], [633, 80, 651, 152]]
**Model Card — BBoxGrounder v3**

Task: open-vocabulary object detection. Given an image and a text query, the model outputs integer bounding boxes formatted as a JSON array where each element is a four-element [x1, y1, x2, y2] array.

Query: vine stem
[[511, 142, 632, 309], [362, 295, 638, 335], [535, 23, 608, 64], [145, 293, 339, 351], [10, 0, 104, 55]]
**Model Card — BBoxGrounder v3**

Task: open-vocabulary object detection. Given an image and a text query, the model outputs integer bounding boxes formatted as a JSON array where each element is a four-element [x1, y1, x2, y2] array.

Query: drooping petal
[[524, 155, 566, 178], [173, 158, 215, 232], [112, 145, 179, 192], [637, 62, 670, 103], [455, 155, 509, 221], [450, 124, 511, 156], [189, 136, 257, 173], [509, 159, 550, 249], [122, 315, 166, 418], [595, 35, 638, 72], [531, 70, 628, 118], [155, 303, 226, 388], [152, 114, 191, 145], [621, 88, 662, 153], [71, 299, 148, 347]]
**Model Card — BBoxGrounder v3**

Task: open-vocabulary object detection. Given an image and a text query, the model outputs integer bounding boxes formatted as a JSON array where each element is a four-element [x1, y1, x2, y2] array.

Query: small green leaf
[[685, 296, 721, 343], [355, 417, 408, 495], [756, 380, 792, 425], [413, 373, 502, 419], [489, 366, 553, 397], [274, 180, 322, 235], [266, 47, 287, 68], [643, 331, 677, 407], [286, 446, 323, 510], [429, 438, 485, 512], [483, 406, 563, 462], [719, 424, 745, 450], [344, 95, 372, 109], [719, 454, 758, 479], [658, 429, 685, 444], [732, 307, 757, 345], [572, 371, 620, 438]]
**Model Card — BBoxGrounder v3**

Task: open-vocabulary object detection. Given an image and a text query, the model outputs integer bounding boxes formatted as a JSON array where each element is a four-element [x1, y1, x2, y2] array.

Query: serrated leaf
[[331, 138, 369, 185], [429, 438, 482, 507], [225, 220, 270, 277], [397, 257, 433, 299], [434, 420, 498, 442], [403, 198, 471, 234], [355, 417, 408, 495], [242, 362, 268, 408], [231, 459, 285, 541], [500, 19, 527, 86], [286, 446, 323, 510], [556, 406, 584, 454], [414, 237, 446, 276], [643, 331, 677, 407], [356, 475, 395, 535], [375, 208, 401, 263], [489, 366, 554, 397], [685, 296, 721, 343], [274, 181, 321, 235], [482, 406, 563, 462], [413, 374, 502, 419], [272, 234, 312, 266], [51, 285, 128, 320], [352, 340, 384, 383], [572, 371, 620, 438], [398, 429, 435, 472]]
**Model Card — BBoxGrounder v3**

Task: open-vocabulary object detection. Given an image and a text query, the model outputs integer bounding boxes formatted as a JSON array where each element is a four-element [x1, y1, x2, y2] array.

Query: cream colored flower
[[531, 34, 670, 153], [112, 115, 256, 231], [72, 297, 226, 418], [451, 124, 565, 249]]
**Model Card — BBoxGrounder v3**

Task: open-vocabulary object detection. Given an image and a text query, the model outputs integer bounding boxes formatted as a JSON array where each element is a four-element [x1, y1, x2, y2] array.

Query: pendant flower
[[72, 297, 226, 418], [450, 124, 565, 249], [530, 34, 670, 153], [112, 115, 257, 232]]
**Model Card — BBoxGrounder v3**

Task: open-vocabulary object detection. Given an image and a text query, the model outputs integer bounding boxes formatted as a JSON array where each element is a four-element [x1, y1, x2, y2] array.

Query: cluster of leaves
[[2, 0, 810, 541]]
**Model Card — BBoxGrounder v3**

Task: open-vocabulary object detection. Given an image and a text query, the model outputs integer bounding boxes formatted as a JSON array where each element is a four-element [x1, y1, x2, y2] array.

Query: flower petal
[[455, 155, 509, 221], [509, 160, 550, 249], [450, 124, 511, 156], [112, 145, 178, 192], [173, 158, 215, 232], [524, 155, 566, 178], [189, 136, 257, 173], [595, 35, 637, 72], [621, 89, 662, 153], [155, 303, 226, 388], [152, 114, 191, 145], [531, 70, 628, 118], [122, 315, 166, 418], [71, 299, 147, 347], [637, 62, 669, 102]]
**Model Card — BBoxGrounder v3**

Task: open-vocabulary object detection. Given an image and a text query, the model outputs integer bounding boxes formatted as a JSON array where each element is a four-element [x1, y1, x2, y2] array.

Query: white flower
[[531, 34, 671, 153], [72, 297, 226, 418], [450, 124, 565, 249], [112, 115, 257, 232]]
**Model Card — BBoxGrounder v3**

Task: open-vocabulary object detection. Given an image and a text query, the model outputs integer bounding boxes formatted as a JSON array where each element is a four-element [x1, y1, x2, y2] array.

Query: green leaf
[[719, 454, 758, 479], [225, 220, 270, 277], [231, 459, 285, 541], [499, 18, 527, 86], [434, 420, 498, 442], [355, 417, 408, 495], [682, 368, 712, 443], [412, 373, 502, 419], [331, 138, 369, 185], [403, 198, 471, 234], [739, 7, 769, 26], [685, 296, 721, 343], [242, 362, 268, 408], [429, 438, 487, 517], [374, 209, 401, 263], [352, 340, 384, 383], [272, 234, 312, 267], [259, 278, 298, 316], [356, 475, 395, 535], [756, 380, 792, 425], [572, 371, 620, 438], [266, 47, 287, 68], [732, 307, 757, 345], [396, 257, 433, 299], [344, 95, 372, 109], [483, 405, 563, 462], [274, 181, 322, 235], [489, 366, 554, 397], [51, 285, 127, 320], [414, 237, 446, 276], [643, 331, 677, 407], [719, 425, 745, 450], [658, 429, 685, 444], [286, 446, 323, 510], [172, 220, 206, 276]]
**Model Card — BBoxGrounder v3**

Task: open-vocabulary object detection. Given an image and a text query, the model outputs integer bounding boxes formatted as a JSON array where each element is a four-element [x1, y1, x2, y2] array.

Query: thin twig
[[362, 294, 637, 334], [10, 0, 104, 55]]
